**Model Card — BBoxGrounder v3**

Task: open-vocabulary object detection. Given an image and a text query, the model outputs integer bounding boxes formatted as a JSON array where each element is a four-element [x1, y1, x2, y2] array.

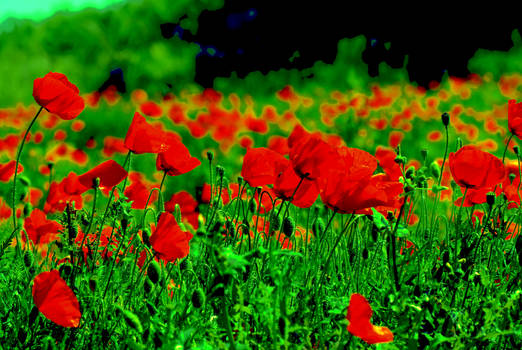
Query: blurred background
[[1, 1, 521, 106]]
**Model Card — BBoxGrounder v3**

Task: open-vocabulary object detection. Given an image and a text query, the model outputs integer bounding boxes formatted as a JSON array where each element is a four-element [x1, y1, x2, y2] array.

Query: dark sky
[[165, 2, 521, 89]]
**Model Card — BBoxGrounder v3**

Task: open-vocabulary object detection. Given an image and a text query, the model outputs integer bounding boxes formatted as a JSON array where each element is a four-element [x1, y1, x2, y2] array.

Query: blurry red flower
[[0, 160, 23, 182], [165, 191, 200, 229], [24, 208, 63, 246], [241, 147, 289, 187], [103, 136, 127, 157], [149, 212, 193, 262], [449, 145, 505, 190], [32, 270, 81, 327], [156, 134, 201, 176], [124, 112, 168, 154], [508, 99, 522, 139], [78, 160, 127, 190], [45, 172, 85, 213], [346, 293, 393, 345], [201, 183, 231, 205], [375, 146, 402, 181], [33, 72, 84, 120], [140, 101, 163, 117]]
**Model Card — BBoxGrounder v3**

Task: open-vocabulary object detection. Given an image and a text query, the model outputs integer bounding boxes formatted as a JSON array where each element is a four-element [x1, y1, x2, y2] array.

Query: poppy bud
[[405, 166, 415, 179], [143, 278, 153, 295], [248, 199, 258, 214], [510, 173, 516, 184], [278, 316, 287, 337], [92, 177, 100, 188], [430, 161, 441, 180], [237, 176, 243, 185], [450, 180, 458, 191], [180, 258, 192, 271], [486, 192, 495, 207], [23, 250, 34, 268], [207, 151, 214, 162], [147, 260, 161, 285], [122, 309, 143, 333], [216, 165, 225, 178], [313, 217, 325, 238], [24, 203, 33, 216], [420, 149, 428, 162], [191, 288, 206, 309], [19, 176, 31, 187], [89, 276, 97, 293], [58, 263, 72, 277], [515, 146, 520, 155], [441, 112, 450, 127], [269, 212, 282, 232], [282, 217, 295, 237], [48, 162, 54, 170], [142, 227, 151, 247], [394, 156, 406, 165]]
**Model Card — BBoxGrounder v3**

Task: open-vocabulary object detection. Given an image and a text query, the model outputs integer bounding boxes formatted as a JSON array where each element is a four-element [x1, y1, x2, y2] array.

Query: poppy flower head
[[33, 72, 85, 120], [508, 99, 522, 139], [273, 165, 319, 208], [149, 212, 194, 262], [346, 293, 393, 345], [288, 124, 337, 180], [24, 208, 63, 246], [78, 160, 128, 191], [156, 134, 201, 176], [0, 160, 23, 182], [124, 112, 169, 154], [32, 270, 81, 327], [449, 145, 505, 190], [241, 147, 290, 187]]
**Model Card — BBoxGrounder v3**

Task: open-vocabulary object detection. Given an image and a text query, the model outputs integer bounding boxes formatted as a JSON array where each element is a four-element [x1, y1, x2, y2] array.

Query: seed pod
[[23, 250, 34, 268], [405, 166, 415, 179], [269, 213, 282, 232], [123, 309, 143, 333], [313, 217, 325, 238], [89, 276, 97, 293], [278, 316, 287, 337], [23, 203, 33, 217], [486, 192, 495, 207], [206, 151, 214, 162], [441, 112, 450, 127], [147, 260, 161, 285], [430, 161, 441, 180], [59, 263, 72, 278], [216, 165, 225, 177], [420, 149, 428, 162], [142, 227, 151, 247], [191, 288, 206, 309], [282, 217, 295, 238]]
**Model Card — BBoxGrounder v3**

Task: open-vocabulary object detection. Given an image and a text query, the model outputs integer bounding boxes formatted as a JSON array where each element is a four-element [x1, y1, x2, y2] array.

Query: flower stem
[[12, 106, 43, 229]]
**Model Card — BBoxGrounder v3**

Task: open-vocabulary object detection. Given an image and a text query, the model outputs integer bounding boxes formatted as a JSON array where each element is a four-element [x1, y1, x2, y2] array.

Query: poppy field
[[2, 6, 522, 348]]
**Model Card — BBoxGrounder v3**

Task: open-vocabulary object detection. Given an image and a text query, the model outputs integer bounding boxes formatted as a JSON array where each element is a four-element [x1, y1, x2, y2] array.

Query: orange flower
[[346, 294, 393, 344]]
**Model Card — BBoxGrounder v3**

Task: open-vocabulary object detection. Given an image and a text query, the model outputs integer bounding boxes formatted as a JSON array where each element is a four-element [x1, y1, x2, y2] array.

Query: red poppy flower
[[241, 147, 289, 187], [449, 145, 505, 190], [140, 101, 163, 117], [124, 112, 168, 154], [273, 165, 318, 208], [75, 226, 120, 264], [508, 99, 522, 139], [24, 208, 63, 246], [0, 160, 23, 182], [375, 146, 402, 181], [44, 172, 85, 213], [346, 293, 393, 345], [32, 72, 84, 120], [200, 183, 231, 205], [124, 173, 158, 209], [103, 136, 127, 157], [78, 160, 127, 190], [32, 270, 81, 327], [156, 134, 201, 176], [318, 147, 403, 214], [288, 125, 337, 180], [149, 212, 193, 262]]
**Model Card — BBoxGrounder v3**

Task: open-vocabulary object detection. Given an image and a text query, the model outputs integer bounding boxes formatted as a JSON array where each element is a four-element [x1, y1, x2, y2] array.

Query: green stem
[[119, 150, 132, 195], [455, 187, 469, 264], [158, 170, 168, 213], [12, 106, 43, 229]]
